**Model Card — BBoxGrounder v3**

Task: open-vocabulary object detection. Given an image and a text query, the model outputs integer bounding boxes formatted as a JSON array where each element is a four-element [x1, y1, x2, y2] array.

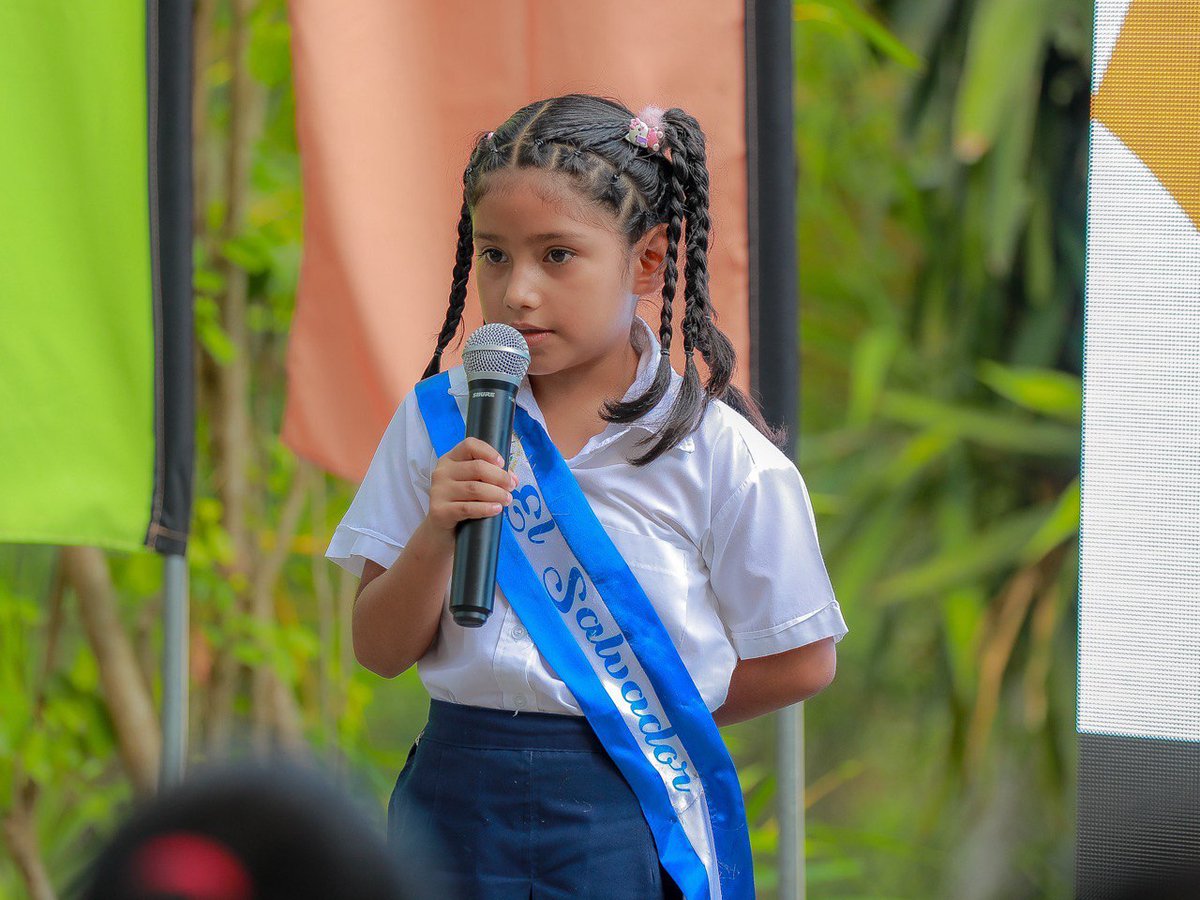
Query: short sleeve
[[325, 391, 436, 579], [703, 461, 848, 659]]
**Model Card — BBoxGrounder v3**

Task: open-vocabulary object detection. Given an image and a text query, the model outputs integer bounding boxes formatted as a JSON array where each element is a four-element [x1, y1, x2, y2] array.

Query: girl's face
[[471, 168, 667, 379]]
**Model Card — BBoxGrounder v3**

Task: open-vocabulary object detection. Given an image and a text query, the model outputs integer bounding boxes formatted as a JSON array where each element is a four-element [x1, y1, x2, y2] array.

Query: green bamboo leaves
[[797, 0, 925, 71], [792, 0, 1088, 891], [977, 361, 1082, 422], [953, 0, 1050, 164]]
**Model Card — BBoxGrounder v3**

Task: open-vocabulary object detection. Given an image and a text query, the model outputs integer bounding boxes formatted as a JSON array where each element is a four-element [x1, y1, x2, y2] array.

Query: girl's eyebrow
[[474, 231, 586, 243]]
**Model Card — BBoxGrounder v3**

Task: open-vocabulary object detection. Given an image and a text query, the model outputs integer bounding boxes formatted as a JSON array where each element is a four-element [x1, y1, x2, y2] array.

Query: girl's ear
[[630, 223, 670, 296]]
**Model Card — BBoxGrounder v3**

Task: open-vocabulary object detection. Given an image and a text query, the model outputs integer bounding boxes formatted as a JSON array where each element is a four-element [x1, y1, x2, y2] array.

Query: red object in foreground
[[132, 833, 254, 900]]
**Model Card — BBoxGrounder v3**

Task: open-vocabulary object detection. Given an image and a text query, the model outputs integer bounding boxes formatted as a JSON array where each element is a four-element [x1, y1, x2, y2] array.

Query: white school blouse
[[327, 316, 848, 716]]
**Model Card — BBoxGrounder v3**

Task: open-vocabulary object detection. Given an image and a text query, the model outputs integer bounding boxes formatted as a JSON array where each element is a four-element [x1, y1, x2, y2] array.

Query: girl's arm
[[712, 638, 837, 727], [352, 521, 454, 678], [352, 437, 517, 678]]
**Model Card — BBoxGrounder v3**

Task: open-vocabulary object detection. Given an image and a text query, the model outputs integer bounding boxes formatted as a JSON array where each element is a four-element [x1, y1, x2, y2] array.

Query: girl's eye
[[547, 248, 574, 264], [478, 248, 505, 265]]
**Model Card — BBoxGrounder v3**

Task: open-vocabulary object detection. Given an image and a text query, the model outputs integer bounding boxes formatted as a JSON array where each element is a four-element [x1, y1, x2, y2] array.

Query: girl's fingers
[[444, 458, 517, 491], [447, 437, 506, 466], [452, 479, 513, 505], [453, 501, 506, 520]]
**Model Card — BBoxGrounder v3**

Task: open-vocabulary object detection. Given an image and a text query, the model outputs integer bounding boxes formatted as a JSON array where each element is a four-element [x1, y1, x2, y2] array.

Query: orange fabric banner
[[284, 0, 749, 482]]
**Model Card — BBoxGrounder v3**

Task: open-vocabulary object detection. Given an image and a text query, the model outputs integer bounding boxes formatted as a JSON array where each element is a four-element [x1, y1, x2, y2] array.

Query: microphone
[[450, 323, 531, 627]]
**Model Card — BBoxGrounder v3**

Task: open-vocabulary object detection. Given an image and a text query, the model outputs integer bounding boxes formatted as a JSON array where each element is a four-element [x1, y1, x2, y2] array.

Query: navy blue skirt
[[388, 699, 681, 899]]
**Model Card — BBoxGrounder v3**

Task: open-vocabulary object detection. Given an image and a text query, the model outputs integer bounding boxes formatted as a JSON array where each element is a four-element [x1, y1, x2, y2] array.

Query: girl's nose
[[503, 268, 541, 310]]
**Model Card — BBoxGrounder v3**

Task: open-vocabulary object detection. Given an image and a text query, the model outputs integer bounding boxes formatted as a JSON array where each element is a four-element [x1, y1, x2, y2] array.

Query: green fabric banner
[[0, 2, 154, 552]]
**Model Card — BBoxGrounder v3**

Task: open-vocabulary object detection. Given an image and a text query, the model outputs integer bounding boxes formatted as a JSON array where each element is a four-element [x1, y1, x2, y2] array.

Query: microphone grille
[[462, 323, 531, 384]]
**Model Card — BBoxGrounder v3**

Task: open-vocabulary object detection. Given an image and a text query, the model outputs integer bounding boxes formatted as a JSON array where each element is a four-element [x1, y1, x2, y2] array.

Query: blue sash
[[414, 371, 754, 899]]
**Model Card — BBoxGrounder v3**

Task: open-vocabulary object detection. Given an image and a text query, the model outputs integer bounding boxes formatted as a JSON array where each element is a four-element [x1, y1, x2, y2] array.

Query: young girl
[[327, 93, 848, 899]]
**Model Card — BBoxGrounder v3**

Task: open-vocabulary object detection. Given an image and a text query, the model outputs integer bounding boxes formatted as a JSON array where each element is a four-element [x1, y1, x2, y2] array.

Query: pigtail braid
[[663, 115, 707, 426], [666, 110, 728, 402], [612, 112, 707, 464], [602, 135, 686, 429], [422, 191, 474, 379], [674, 110, 786, 445]]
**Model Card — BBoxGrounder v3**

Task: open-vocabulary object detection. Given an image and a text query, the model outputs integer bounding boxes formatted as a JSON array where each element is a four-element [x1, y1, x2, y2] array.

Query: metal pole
[[147, 0, 194, 790], [745, 0, 805, 896], [160, 552, 188, 787], [778, 704, 805, 900]]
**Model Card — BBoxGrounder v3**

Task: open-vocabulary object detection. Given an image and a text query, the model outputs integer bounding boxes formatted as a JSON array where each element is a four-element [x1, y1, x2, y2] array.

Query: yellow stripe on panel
[[1091, 0, 1200, 231]]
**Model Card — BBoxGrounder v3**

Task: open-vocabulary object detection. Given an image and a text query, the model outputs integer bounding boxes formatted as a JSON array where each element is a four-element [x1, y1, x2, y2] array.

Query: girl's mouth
[[514, 327, 554, 346]]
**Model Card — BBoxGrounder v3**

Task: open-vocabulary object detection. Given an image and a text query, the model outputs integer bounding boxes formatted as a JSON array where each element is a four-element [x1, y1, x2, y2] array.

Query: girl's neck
[[527, 338, 641, 453]]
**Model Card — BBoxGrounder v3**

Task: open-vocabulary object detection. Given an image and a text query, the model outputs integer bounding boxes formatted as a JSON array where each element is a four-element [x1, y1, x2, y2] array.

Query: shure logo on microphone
[[472, 391, 497, 399]]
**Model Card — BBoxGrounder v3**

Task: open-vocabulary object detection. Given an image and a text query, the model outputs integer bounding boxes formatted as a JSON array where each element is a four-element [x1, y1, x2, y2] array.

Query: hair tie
[[638, 105, 666, 130], [625, 105, 666, 153]]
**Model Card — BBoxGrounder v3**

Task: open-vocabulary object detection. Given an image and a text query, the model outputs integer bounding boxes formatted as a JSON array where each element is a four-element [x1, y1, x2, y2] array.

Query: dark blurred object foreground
[[73, 764, 428, 899]]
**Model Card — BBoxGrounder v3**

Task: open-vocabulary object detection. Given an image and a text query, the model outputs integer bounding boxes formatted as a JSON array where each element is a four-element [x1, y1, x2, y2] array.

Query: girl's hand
[[425, 437, 518, 537]]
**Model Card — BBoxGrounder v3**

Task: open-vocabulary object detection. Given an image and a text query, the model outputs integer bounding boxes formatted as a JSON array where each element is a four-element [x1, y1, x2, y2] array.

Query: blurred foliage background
[[0, 0, 1090, 897]]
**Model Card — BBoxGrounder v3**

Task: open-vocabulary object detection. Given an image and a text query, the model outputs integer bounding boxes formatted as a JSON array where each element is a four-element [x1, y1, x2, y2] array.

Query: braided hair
[[423, 93, 783, 465]]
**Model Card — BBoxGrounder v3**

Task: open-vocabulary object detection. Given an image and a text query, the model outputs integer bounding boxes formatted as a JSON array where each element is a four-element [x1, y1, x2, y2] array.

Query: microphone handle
[[450, 378, 518, 627]]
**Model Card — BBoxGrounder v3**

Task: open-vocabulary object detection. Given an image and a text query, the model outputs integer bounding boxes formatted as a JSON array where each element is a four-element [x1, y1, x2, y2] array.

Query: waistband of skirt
[[424, 699, 603, 752]]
